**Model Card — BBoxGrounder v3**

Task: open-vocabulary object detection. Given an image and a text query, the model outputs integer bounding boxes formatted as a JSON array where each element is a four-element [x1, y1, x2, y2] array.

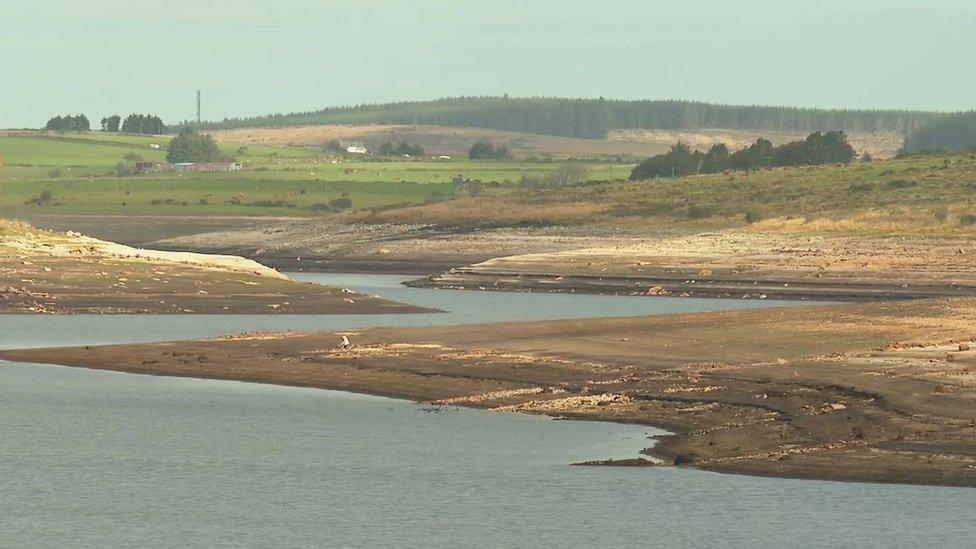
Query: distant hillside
[[903, 111, 976, 153], [189, 97, 946, 139]]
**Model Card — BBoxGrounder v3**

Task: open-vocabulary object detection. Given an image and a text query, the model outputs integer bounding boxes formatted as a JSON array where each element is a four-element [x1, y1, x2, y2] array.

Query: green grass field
[[0, 132, 632, 216]]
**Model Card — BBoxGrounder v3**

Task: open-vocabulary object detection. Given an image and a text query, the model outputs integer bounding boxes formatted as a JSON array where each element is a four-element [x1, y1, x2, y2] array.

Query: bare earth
[[422, 231, 976, 300], [0, 224, 425, 314], [5, 298, 975, 486]]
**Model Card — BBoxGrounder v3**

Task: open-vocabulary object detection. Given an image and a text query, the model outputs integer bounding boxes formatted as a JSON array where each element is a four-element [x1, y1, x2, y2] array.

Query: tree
[[468, 140, 497, 159], [730, 138, 774, 170], [45, 114, 90, 132], [700, 143, 730, 173], [378, 140, 424, 157], [903, 112, 976, 154], [629, 141, 700, 180], [468, 140, 511, 160], [101, 115, 121, 132], [121, 113, 165, 135], [166, 128, 219, 163]]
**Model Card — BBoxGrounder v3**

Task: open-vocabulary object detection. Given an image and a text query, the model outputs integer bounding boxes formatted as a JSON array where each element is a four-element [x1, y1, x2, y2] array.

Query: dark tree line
[[630, 131, 856, 180], [378, 140, 424, 157], [468, 140, 512, 160], [188, 97, 945, 139], [903, 111, 976, 153], [45, 114, 90, 131]]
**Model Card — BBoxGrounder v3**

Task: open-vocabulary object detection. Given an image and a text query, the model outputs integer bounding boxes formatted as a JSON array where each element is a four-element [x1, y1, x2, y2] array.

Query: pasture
[[0, 132, 633, 216]]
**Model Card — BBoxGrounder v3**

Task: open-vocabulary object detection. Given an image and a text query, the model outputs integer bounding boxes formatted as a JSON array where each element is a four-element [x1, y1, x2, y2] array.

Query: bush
[[47, 168, 63, 178], [960, 214, 976, 226], [848, 182, 875, 193], [744, 209, 765, 224], [934, 206, 949, 223], [886, 179, 917, 189], [328, 197, 353, 210], [687, 204, 718, 219], [242, 200, 295, 208], [25, 189, 57, 206]]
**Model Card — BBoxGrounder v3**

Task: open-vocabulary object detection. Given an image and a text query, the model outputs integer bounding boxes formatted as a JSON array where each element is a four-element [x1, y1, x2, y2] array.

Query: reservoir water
[[1, 274, 973, 548]]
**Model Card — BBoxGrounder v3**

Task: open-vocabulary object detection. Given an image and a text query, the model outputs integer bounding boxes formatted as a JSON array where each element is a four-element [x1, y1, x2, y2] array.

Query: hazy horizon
[[2, 0, 974, 128]]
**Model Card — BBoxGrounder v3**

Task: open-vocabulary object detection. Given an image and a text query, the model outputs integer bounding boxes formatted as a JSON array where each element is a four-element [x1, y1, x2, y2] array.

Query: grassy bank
[[354, 151, 976, 234]]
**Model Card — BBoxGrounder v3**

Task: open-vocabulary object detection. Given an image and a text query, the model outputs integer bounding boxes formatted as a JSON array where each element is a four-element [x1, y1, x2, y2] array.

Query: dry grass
[[0, 219, 44, 238], [209, 124, 903, 160]]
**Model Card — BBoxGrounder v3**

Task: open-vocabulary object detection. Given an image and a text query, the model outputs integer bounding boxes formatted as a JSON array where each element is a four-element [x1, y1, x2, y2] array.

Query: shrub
[[960, 214, 976, 226], [687, 204, 718, 219], [243, 200, 295, 208], [328, 197, 353, 210], [47, 168, 62, 178], [848, 182, 875, 193], [25, 189, 57, 206], [933, 206, 949, 223], [885, 179, 917, 189], [744, 209, 765, 224]]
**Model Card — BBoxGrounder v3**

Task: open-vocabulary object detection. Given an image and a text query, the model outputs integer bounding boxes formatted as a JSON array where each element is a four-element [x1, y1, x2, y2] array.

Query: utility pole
[[196, 90, 202, 124]]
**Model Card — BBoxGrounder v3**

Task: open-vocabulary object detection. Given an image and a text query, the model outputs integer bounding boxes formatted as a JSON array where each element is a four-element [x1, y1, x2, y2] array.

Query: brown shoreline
[[4, 299, 976, 488], [0, 222, 429, 315]]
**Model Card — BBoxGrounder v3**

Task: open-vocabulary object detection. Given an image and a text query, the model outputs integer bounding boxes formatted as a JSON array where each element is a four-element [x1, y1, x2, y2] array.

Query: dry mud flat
[[420, 232, 976, 301], [0, 227, 425, 314], [6, 299, 976, 486]]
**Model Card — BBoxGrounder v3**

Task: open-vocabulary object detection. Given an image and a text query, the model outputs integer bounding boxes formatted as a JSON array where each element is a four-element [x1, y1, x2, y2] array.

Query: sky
[[1, 0, 974, 128]]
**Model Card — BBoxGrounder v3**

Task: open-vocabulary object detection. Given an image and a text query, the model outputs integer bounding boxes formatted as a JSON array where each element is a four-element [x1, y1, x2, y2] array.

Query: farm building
[[135, 161, 172, 174], [173, 162, 243, 174]]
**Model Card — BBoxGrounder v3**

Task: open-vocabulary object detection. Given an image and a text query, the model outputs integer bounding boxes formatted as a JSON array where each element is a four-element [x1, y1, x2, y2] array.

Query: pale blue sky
[[1, 0, 974, 127]]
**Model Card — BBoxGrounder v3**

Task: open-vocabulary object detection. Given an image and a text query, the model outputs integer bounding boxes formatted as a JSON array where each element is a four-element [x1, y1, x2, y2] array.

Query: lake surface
[[1, 275, 974, 548]]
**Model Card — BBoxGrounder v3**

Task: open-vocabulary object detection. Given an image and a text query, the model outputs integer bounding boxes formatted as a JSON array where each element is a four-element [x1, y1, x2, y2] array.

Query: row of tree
[[902, 111, 976, 153], [468, 140, 512, 160], [44, 114, 90, 131], [630, 131, 856, 180], [190, 96, 945, 139], [377, 140, 424, 157], [100, 113, 165, 134], [44, 113, 165, 134]]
